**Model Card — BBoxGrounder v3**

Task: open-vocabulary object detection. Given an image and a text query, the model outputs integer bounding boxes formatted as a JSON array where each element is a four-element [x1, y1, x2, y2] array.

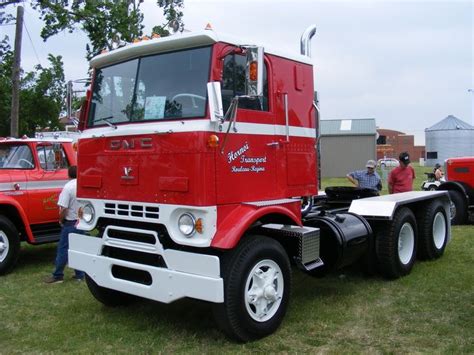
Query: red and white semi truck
[[69, 26, 451, 341]]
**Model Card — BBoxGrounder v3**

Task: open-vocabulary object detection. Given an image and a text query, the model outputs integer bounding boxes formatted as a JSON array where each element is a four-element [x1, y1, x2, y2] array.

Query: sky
[[2, 0, 473, 145]]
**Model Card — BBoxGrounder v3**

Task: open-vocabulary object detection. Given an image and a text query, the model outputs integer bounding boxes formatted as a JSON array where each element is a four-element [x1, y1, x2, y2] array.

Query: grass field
[[1, 167, 473, 353]]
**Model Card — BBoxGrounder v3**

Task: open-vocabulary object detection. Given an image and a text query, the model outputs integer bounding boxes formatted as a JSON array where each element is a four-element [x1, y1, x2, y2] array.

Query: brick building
[[376, 129, 425, 161]]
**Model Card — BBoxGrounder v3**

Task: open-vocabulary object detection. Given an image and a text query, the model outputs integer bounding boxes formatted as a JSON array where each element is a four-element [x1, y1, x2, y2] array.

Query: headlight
[[82, 203, 95, 224], [178, 213, 196, 237]]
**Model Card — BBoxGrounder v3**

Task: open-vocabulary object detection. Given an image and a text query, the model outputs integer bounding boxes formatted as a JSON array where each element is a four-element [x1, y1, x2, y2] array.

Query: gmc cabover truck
[[0, 137, 76, 274], [69, 26, 451, 341]]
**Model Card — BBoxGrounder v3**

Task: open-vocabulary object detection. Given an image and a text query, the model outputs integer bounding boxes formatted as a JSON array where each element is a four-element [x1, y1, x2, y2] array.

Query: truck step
[[301, 257, 324, 271], [30, 223, 61, 244], [31, 234, 60, 244]]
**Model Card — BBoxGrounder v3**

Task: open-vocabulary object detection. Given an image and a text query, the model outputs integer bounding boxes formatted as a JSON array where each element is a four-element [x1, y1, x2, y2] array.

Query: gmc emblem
[[110, 138, 153, 150]]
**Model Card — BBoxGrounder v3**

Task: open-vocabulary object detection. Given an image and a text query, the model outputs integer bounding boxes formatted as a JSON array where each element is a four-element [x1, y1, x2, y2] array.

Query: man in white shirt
[[44, 166, 85, 283]]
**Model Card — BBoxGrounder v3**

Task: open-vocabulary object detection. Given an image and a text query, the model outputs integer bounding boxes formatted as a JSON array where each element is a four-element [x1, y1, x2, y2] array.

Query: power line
[[23, 18, 41, 67]]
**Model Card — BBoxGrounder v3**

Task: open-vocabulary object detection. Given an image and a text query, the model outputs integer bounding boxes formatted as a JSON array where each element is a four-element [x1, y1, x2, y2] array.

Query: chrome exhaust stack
[[300, 25, 317, 57]]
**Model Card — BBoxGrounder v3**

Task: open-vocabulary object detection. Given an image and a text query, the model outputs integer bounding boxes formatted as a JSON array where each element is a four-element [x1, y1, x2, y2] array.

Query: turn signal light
[[195, 218, 203, 234], [249, 61, 258, 81], [208, 134, 219, 148]]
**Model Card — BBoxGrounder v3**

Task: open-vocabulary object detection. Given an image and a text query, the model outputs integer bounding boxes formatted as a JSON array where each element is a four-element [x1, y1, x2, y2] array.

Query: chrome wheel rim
[[245, 259, 284, 322], [433, 211, 447, 249], [449, 201, 456, 221], [398, 222, 415, 265], [0, 231, 9, 262]]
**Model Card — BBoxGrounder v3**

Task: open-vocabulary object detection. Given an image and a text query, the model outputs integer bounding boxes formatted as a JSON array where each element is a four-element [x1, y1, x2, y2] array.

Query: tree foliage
[[34, 0, 184, 60], [0, 45, 66, 137]]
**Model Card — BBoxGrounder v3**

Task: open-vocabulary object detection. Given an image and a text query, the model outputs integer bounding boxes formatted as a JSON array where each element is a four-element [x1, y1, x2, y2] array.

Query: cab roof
[[90, 30, 314, 69], [0, 137, 74, 144]]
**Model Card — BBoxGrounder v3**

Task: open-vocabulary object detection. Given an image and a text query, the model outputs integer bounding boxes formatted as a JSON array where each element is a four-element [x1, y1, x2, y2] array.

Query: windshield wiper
[[94, 116, 117, 129]]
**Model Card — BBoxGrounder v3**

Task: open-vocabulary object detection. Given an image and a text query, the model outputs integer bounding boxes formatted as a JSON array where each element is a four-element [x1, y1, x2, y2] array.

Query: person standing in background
[[388, 152, 416, 194], [44, 166, 85, 283]]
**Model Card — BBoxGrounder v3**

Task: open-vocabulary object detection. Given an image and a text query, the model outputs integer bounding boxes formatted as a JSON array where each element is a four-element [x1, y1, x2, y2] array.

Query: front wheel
[[0, 216, 20, 275], [85, 275, 137, 307], [375, 207, 417, 279], [213, 236, 291, 342]]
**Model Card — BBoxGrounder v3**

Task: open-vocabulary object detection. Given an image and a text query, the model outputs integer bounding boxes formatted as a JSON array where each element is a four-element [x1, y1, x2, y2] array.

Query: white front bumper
[[68, 232, 224, 304]]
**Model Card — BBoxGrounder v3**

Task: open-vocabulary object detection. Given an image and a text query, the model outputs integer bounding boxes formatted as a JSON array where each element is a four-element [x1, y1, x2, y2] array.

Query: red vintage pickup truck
[[0, 136, 77, 274]]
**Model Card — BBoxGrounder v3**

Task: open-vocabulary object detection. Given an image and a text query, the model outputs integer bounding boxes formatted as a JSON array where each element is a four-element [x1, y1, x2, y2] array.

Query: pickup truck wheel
[[375, 207, 417, 279], [85, 275, 137, 307], [213, 236, 291, 342], [0, 216, 20, 275], [418, 200, 448, 260], [448, 190, 467, 225]]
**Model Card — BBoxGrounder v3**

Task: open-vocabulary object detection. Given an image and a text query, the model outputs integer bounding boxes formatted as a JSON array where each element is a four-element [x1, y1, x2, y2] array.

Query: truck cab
[[0, 137, 76, 274]]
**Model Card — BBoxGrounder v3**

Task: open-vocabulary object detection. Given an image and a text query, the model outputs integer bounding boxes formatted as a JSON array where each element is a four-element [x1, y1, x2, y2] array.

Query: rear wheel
[[213, 236, 291, 342], [0, 216, 20, 275], [375, 207, 417, 279], [448, 190, 467, 225], [85, 275, 137, 307], [418, 200, 448, 260]]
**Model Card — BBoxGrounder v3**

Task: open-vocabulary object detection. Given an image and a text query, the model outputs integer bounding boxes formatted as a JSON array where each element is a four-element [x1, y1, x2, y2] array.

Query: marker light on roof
[[205, 23, 213, 30]]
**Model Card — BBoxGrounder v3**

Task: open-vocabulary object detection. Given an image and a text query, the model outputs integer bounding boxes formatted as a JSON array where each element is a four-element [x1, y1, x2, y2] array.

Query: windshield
[[0, 144, 34, 169], [88, 46, 212, 127]]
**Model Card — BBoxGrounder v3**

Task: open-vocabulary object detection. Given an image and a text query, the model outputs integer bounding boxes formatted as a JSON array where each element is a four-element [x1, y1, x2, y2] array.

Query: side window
[[36, 145, 70, 170], [222, 54, 268, 112]]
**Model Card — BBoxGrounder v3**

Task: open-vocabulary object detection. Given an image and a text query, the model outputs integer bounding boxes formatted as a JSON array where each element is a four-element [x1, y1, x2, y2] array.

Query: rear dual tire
[[376, 207, 417, 279], [417, 200, 448, 260]]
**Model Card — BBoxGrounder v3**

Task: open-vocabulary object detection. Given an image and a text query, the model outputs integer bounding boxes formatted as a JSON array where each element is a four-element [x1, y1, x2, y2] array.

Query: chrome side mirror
[[207, 82, 223, 122], [245, 46, 264, 97]]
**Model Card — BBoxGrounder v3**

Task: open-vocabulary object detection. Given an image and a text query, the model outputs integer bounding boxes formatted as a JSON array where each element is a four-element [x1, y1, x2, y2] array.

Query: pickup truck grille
[[104, 203, 159, 220]]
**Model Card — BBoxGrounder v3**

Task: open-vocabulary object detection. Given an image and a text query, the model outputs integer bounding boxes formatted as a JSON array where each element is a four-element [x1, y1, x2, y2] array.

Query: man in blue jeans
[[44, 165, 84, 283]]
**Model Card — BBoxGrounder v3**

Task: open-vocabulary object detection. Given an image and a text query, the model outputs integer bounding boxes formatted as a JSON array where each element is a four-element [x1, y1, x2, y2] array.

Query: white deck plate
[[348, 191, 450, 219]]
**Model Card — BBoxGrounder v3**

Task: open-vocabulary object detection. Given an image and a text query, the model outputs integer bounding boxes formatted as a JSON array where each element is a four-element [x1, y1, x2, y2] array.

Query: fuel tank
[[304, 211, 372, 272]]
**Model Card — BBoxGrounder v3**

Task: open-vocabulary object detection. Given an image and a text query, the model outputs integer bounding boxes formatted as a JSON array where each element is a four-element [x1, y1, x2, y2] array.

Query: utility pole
[[10, 5, 24, 138]]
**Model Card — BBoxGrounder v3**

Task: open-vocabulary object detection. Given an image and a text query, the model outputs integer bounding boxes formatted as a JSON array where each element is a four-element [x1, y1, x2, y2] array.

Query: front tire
[[213, 236, 291, 342], [85, 275, 137, 307], [448, 190, 467, 225], [417, 200, 448, 260], [375, 207, 417, 279], [0, 216, 20, 275]]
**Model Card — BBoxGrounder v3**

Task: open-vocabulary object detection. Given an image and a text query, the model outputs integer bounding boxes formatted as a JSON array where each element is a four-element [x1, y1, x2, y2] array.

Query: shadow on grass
[[14, 242, 57, 273], [81, 264, 380, 343]]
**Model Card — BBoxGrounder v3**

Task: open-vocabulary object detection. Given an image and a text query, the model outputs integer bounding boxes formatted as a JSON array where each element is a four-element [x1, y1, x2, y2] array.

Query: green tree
[[34, 0, 184, 60], [0, 47, 66, 136]]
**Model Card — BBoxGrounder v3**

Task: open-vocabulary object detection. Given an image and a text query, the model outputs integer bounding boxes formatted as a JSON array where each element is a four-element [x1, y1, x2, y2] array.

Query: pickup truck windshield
[[89, 46, 211, 127], [0, 144, 34, 169]]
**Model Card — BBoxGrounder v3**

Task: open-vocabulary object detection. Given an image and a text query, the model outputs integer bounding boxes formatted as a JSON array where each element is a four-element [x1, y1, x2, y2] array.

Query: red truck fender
[[211, 202, 301, 249], [0, 196, 34, 243]]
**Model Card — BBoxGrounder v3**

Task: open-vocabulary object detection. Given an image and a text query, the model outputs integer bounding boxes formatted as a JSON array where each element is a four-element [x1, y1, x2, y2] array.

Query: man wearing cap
[[346, 160, 382, 193], [388, 152, 416, 194]]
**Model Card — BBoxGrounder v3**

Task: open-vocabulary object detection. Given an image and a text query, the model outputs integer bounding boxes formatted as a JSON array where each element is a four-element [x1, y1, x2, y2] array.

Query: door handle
[[266, 142, 279, 147]]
